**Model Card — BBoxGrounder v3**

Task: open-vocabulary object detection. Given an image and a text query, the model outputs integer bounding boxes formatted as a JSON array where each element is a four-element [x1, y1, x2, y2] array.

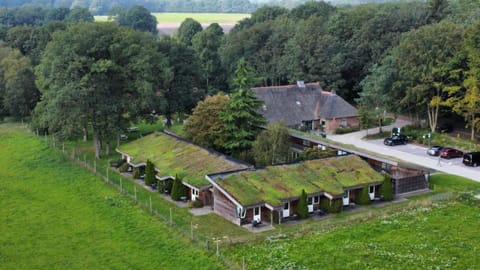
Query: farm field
[[95, 12, 249, 24], [0, 124, 223, 269]]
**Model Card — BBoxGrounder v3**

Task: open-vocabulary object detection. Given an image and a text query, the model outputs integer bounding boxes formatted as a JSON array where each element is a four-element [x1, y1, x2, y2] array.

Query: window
[[313, 196, 319, 204], [369, 186, 374, 193], [341, 118, 347, 127], [307, 197, 313, 205], [343, 190, 349, 198], [283, 202, 289, 210], [381, 162, 391, 171], [254, 207, 260, 216], [302, 140, 311, 147]]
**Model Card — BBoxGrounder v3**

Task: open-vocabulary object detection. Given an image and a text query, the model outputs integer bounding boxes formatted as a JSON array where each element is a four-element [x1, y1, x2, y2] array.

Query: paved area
[[190, 206, 213, 216], [242, 223, 275, 233], [327, 119, 480, 182]]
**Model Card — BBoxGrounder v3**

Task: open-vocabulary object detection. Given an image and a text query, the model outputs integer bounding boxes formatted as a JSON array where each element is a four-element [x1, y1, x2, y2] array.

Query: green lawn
[[0, 124, 223, 269], [95, 13, 249, 24]]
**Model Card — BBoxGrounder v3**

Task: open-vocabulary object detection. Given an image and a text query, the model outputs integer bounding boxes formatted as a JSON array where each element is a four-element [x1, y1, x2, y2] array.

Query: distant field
[[0, 124, 222, 269], [95, 12, 249, 24]]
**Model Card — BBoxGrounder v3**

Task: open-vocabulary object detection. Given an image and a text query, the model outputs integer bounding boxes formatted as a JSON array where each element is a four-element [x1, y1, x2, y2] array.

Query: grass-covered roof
[[118, 132, 248, 188], [216, 155, 384, 207]]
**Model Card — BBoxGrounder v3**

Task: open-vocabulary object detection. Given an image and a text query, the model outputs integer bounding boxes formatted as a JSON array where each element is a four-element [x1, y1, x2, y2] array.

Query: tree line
[[1, 0, 480, 160]]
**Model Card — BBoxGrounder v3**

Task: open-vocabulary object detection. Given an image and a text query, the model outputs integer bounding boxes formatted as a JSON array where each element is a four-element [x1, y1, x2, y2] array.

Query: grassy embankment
[[0, 123, 224, 269], [95, 13, 249, 24]]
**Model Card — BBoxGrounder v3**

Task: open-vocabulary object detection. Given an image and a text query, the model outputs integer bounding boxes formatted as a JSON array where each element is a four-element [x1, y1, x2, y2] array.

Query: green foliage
[[144, 159, 156, 186], [379, 175, 393, 201], [334, 127, 360, 135], [298, 147, 336, 161], [253, 121, 290, 167], [132, 167, 140, 179], [320, 198, 342, 213], [183, 95, 229, 152], [357, 186, 371, 205], [115, 5, 158, 34], [118, 162, 129, 173], [176, 18, 203, 46], [189, 200, 204, 208], [171, 175, 187, 201], [109, 159, 125, 168], [295, 189, 309, 219], [220, 58, 266, 155]]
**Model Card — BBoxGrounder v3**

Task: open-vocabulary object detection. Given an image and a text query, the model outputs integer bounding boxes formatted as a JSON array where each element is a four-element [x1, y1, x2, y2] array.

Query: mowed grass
[[95, 13, 249, 24], [0, 124, 223, 269], [224, 174, 480, 269]]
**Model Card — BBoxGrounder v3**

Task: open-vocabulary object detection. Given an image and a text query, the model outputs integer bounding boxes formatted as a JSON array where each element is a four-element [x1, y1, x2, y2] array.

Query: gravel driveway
[[327, 118, 480, 182]]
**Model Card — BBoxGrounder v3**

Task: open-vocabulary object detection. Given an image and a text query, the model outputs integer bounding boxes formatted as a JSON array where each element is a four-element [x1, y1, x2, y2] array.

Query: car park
[[383, 134, 408, 146], [439, 148, 464, 159], [427, 145, 443, 156], [463, 152, 480, 167]]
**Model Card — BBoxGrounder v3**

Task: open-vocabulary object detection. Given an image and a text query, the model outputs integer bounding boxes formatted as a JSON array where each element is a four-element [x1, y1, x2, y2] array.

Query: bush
[[171, 175, 186, 201], [320, 197, 342, 213], [295, 189, 309, 219], [334, 127, 360, 135], [132, 167, 140, 179], [119, 162, 129, 173], [379, 175, 393, 201], [109, 159, 125, 168], [144, 160, 156, 186], [357, 186, 371, 205], [188, 200, 204, 208]]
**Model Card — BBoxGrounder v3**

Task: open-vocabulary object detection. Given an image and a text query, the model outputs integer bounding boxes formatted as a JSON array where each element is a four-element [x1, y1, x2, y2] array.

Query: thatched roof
[[252, 82, 358, 126]]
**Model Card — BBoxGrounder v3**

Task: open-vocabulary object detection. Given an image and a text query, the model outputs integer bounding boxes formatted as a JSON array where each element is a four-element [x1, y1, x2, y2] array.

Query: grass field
[[95, 13, 249, 24], [225, 199, 480, 269], [0, 123, 223, 269]]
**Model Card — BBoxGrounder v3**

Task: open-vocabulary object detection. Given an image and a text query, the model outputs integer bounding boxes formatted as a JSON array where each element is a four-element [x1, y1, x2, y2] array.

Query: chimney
[[296, 80, 305, 88]]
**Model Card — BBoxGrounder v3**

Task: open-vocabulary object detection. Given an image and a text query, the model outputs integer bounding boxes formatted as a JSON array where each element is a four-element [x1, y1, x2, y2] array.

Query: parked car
[[463, 152, 480, 167], [427, 146, 444, 156], [384, 134, 408, 146], [439, 148, 464, 159]]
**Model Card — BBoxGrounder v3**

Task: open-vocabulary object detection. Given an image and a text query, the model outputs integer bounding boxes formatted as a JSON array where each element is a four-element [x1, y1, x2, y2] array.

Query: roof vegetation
[[216, 155, 383, 207], [118, 132, 248, 188]]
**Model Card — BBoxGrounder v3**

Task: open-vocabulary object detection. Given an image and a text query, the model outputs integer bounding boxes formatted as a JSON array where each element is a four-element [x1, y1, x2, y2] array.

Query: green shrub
[[295, 189, 309, 219], [379, 175, 393, 201], [319, 197, 343, 213], [334, 127, 360, 135], [188, 200, 204, 208], [144, 160, 156, 186], [357, 186, 371, 205], [119, 162, 129, 173], [132, 167, 140, 179], [171, 175, 186, 201], [109, 159, 125, 168]]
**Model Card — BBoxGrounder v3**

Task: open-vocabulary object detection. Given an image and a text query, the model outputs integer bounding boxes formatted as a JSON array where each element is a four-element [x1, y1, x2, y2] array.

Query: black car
[[384, 135, 408, 146], [427, 146, 444, 156], [463, 152, 480, 167]]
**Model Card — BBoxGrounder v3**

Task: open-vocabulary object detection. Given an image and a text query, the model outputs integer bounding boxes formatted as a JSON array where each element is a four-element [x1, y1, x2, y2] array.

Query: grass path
[[0, 124, 223, 269]]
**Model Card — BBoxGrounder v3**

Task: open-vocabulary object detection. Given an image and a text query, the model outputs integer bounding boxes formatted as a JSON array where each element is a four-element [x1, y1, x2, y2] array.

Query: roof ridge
[[252, 82, 321, 90]]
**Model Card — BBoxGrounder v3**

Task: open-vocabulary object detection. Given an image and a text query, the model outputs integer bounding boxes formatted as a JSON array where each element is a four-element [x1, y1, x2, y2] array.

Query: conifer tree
[[171, 174, 186, 201], [295, 189, 309, 219], [379, 175, 393, 201], [144, 159, 156, 186]]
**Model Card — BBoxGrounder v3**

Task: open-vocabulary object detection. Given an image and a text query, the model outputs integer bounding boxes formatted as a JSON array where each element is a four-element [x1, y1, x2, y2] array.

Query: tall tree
[[253, 121, 290, 167], [175, 18, 202, 47], [116, 5, 158, 35], [295, 189, 309, 219], [65, 6, 94, 23], [220, 58, 265, 156], [35, 23, 165, 159], [183, 94, 229, 152]]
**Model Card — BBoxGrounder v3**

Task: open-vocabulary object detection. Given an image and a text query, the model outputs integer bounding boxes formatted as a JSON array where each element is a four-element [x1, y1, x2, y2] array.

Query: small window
[[283, 202, 289, 210], [254, 207, 260, 215], [341, 118, 347, 127], [343, 190, 349, 198], [307, 197, 313, 205], [313, 196, 319, 204], [302, 140, 311, 147], [369, 186, 374, 193]]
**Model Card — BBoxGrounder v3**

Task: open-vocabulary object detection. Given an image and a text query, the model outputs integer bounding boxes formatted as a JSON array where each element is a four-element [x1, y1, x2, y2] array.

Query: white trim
[[282, 202, 290, 217]]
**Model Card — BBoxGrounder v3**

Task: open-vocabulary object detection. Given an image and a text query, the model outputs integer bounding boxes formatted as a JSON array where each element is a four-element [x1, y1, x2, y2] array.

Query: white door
[[283, 202, 290, 218], [191, 189, 198, 201], [253, 206, 261, 222], [307, 197, 314, 213], [368, 186, 375, 200], [342, 190, 350, 206]]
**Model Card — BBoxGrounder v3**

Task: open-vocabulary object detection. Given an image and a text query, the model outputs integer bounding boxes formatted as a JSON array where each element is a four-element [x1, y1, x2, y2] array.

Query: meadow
[[0, 124, 223, 269], [95, 12, 249, 24]]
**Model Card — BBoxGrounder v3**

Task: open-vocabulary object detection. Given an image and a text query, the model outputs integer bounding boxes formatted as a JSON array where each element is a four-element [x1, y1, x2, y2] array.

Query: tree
[[448, 76, 480, 140], [175, 18, 202, 47], [220, 58, 266, 156], [116, 5, 158, 35], [65, 6, 94, 23], [253, 121, 290, 167], [171, 174, 186, 201], [357, 186, 371, 205], [183, 94, 229, 151], [379, 175, 393, 201], [295, 189, 308, 219], [144, 159, 156, 186], [192, 23, 225, 93], [35, 23, 165, 159], [157, 37, 203, 126], [357, 104, 371, 132]]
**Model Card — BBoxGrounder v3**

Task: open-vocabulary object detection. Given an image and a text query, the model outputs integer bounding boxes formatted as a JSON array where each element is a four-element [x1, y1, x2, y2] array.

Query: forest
[[0, 0, 480, 157]]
